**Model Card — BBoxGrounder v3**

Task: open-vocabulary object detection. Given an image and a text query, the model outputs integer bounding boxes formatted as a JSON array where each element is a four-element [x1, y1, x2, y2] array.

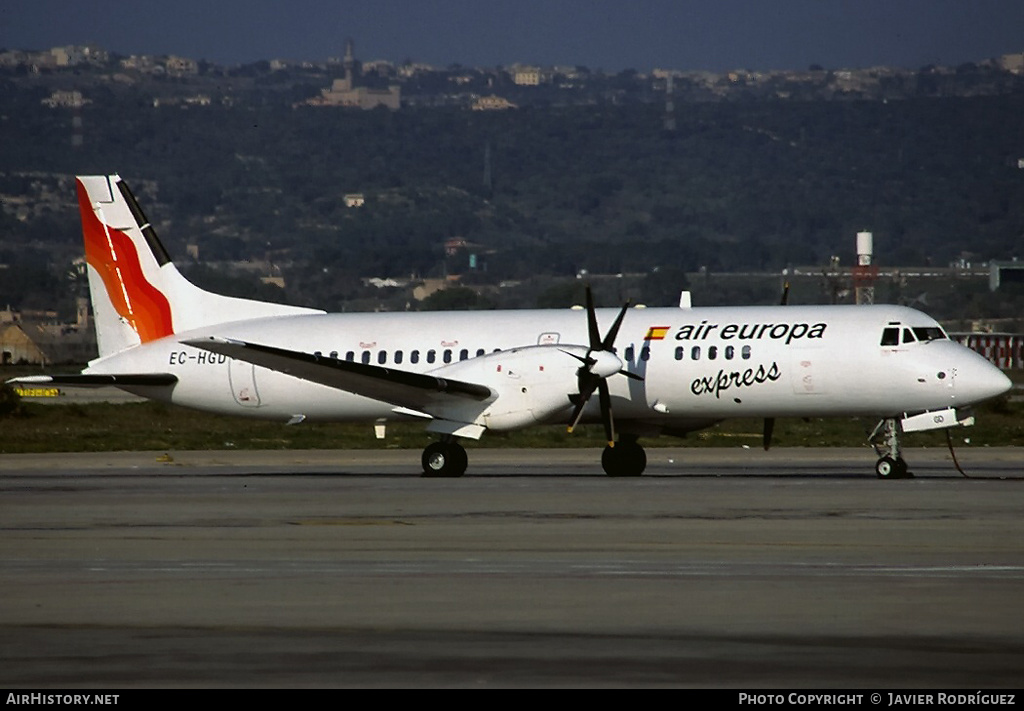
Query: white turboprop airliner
[[9, 175, 1012, 478]]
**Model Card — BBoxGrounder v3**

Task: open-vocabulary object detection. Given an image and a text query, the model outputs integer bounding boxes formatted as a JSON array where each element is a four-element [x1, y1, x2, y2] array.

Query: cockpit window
[[912, 327, 946, 342], [880, 327, 899, 346], [903, 328, 916, 343]]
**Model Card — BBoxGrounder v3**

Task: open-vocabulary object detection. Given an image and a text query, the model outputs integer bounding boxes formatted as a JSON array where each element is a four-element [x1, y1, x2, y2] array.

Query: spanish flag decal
[[645, 326, 670, 341]]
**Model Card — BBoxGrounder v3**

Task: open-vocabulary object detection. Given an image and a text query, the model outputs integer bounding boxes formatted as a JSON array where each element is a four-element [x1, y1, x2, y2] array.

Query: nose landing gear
[[870, 418, 912, 479]]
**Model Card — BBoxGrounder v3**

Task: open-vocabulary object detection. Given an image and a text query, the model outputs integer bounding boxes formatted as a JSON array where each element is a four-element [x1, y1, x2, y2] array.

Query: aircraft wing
[[182, 336, 494, 412], [7, 374, 178, 387]]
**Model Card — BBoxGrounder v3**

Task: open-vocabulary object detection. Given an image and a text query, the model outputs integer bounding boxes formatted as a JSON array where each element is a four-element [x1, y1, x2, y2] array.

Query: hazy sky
[[3, 0, 1023, 72]]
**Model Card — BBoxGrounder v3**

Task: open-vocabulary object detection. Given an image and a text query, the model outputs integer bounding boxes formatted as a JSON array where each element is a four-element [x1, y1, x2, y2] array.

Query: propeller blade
[[567, 377, 599, 433], [585, 285, 601, 349], [763, 417, 775, 451], [559, 348, 590, 366], [618, 369, 644, 381], [601, 299, 632, 351], [598, 380, 615, 446]]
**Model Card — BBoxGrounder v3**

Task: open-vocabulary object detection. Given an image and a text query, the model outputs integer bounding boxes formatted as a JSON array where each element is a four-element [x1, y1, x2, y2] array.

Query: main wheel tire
[[601, 441, 647, 477], [876, 456, 897, 479], [421, 441, 468, 478], [876, 455, 913, 479], [894, 457, 912, 479]]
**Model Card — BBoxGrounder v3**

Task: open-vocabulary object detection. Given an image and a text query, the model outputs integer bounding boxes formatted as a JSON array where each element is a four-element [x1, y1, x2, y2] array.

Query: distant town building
[[512, 65, 542, 85], [120, 55, 160, 72], [999, 53, 1024, 74], [305, 40, 400, 110], [0, 323, 48, 365], [0, 298, 96, 365], [471, 95, 517, 111], [412, 277, 460, 301], [41, 90, 90, 108], [165, 55, 199, 76], [152, 94, 212, 108], [509, 64, 557, 86]]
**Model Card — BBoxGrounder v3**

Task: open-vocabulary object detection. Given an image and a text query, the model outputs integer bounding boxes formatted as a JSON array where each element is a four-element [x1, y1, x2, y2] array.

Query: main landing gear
[[420, 436, 649, 478], [869, 418, 912, 479], [601, 435, 647, 477], [421, 439, 468, 478]]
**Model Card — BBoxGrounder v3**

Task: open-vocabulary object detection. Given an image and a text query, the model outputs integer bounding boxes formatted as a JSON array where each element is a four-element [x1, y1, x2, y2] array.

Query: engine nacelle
[[430, 345, 589, 431]]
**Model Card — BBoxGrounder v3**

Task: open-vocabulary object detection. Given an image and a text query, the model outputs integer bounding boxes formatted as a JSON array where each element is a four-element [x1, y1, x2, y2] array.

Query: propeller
[[764, 280, 790, 450], [563, 286, 640, 447]]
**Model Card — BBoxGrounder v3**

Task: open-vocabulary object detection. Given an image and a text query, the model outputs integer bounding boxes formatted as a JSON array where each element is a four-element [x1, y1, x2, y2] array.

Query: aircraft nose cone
[[982, 366, 1013, 400], [959, 354, 1013, 403]]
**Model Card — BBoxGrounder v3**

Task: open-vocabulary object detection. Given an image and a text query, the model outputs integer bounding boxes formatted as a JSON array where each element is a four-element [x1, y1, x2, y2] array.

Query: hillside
[[1, 57, 1023, 319]]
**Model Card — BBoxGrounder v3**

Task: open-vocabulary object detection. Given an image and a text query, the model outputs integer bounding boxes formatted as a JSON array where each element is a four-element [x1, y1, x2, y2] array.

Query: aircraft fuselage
[[87, 303, 1006, 430]]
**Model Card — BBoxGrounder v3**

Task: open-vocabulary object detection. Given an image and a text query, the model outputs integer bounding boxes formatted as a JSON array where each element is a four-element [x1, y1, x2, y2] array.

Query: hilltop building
[[306, 40, 401, 110], [471, 95, 517, 111]]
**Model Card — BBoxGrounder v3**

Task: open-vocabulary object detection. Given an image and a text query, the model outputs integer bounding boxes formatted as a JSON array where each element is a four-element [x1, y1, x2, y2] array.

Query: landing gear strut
[[870, 418, 911, 479], [601, 436, 647, 477], [421, 439, 468, 478]]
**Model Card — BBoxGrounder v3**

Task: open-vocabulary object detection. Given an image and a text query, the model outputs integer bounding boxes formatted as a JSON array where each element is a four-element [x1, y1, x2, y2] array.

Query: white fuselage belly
[[89, 303, 1000, 428]]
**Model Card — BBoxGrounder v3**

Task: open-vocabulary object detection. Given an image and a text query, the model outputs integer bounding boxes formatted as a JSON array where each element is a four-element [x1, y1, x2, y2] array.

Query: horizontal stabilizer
[[182, 337, 493, 412], [8, 373, 178, 387]]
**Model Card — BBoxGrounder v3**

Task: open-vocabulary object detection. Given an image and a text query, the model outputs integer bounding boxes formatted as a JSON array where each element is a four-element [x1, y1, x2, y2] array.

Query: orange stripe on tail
[[77, 179, 174, 342]]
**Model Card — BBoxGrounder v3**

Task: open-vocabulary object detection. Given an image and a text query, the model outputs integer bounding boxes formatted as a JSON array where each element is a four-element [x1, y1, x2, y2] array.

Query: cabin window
[[625, 346, 635, 361], [329, 350, 338, 359], [459, 348, 469, 361], [691, 346, 701, 360], [345, 351, 355, 361], [708, 346, 718, 361], [314, 351, 322, 357], [394, 350, 403, 364], [741, 345, 751, 360], [427, 350, 436, 364], [725, 345, 734, 360], [476, 348, 485, 357], [443, 349, 453, 364], [675, 346, 684, 360], [361, 351, 371, 364], [640, 346, 650, 361], [410, 350, 420, 364], [377, 350, 387, 365]]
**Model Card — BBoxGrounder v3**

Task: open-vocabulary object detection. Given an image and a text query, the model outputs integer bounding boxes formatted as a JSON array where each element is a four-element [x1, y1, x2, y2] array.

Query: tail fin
[[77, 175, 322, 358]]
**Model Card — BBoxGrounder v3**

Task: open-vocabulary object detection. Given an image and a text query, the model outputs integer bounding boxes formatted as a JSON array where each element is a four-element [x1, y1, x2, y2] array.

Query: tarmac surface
[[1, 446, 1022, 688]]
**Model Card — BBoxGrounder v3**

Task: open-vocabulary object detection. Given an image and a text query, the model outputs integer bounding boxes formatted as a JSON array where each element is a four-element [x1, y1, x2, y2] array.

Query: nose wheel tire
[[421, 441, 468, 478], [875, 456, 911, 479]]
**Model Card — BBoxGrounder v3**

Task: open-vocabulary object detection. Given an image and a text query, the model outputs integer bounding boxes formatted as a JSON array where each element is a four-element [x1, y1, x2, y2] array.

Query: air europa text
[[675, 321, 827, 345]]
